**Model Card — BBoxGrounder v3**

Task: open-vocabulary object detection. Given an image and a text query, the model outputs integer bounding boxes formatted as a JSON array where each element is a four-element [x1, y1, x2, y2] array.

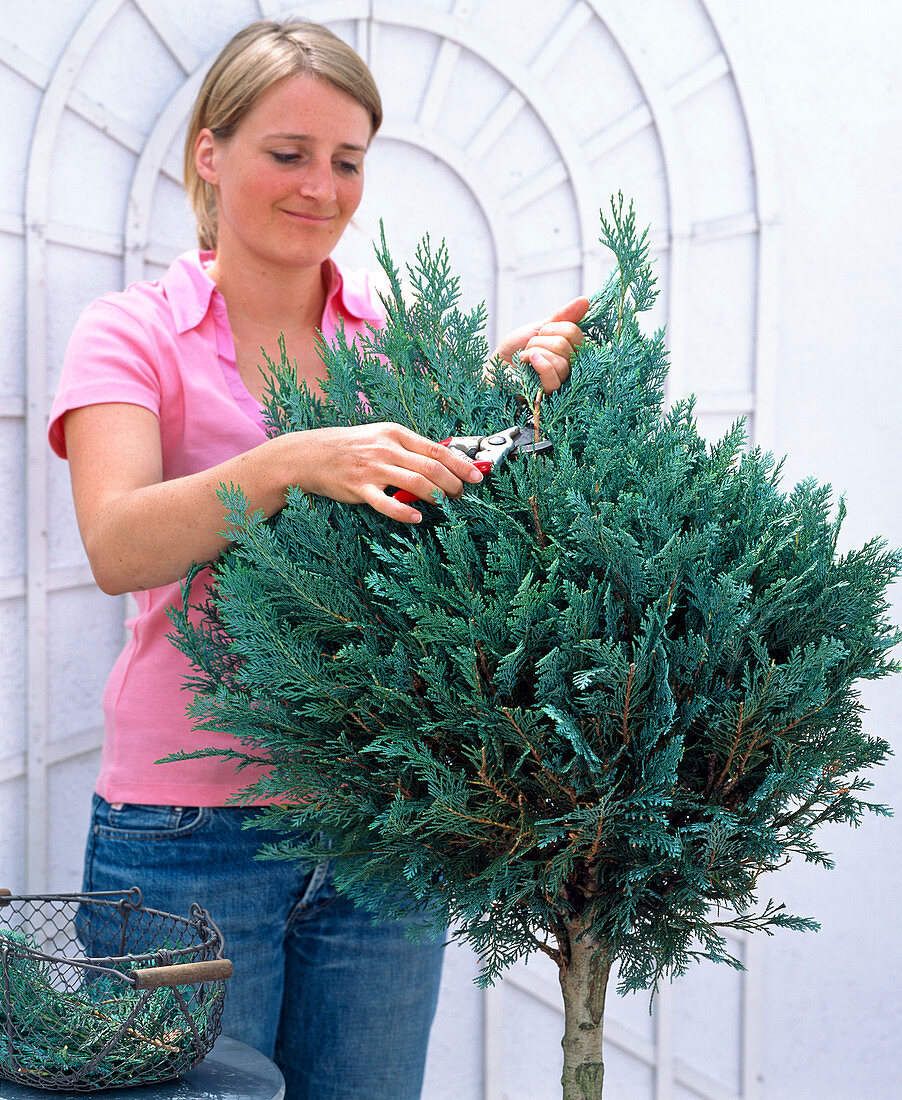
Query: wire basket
[[0, 887, 233, 1092]]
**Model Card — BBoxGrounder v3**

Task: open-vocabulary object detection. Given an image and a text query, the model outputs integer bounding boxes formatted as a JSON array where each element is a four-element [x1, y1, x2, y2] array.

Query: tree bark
[[559, 913, 612, 1100]]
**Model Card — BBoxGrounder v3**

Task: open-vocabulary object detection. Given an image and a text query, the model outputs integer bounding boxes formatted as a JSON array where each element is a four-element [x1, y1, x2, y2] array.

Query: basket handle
[[129, 958, 233, 990]]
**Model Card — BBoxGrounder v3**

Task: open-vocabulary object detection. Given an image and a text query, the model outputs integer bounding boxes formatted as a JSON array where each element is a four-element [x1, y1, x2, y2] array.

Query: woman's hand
[[493, 296, 590, 393], [296, 423, 484, 524]]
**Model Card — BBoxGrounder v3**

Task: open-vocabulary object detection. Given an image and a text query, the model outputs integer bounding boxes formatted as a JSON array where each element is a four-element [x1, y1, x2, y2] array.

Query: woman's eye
[[270, 152, 300, 164], [336, 161, 361, 176]]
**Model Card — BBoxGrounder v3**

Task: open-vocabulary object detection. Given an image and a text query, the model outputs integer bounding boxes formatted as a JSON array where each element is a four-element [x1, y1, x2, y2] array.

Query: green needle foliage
[[167, 196, 899, 1014], [0, 930, 223, 1088]]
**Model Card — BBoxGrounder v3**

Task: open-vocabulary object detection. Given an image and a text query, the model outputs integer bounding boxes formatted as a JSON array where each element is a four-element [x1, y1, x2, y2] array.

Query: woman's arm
[[63, 403, 484, 595]]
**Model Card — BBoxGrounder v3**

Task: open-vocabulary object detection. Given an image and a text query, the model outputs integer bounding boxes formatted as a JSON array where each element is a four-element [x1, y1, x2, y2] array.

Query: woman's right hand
[[291, 422, 485, 523]]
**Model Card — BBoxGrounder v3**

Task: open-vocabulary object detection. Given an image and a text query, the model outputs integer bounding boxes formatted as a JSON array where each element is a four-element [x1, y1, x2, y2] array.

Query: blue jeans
[[80, 795, 444, 1099]]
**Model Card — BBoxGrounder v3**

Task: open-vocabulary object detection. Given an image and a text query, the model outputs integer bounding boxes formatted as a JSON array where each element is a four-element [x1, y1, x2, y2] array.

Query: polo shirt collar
[[163, 251, 218, 335], [322, 258, 385, 325], [162, 250, 383, 335]]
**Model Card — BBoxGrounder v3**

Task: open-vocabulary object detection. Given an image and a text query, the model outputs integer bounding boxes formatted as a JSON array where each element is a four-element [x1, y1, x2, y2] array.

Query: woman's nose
[[298, 159, 336, 202]]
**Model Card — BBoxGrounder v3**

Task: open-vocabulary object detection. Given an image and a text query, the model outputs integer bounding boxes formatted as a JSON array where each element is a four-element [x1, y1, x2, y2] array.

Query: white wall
[[730, 5, 902, 1098], [1, 2, 899, 1098]]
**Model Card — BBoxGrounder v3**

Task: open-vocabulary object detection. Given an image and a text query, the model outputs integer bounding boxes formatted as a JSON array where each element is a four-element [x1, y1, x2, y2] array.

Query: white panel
[[675, 75, 756, 225], [428, 45, 511, 151], [760, 812, 902, 1099], [0, 600, 27, 760], [608, 964, 656, 1046], [47, 751, 102, 891], [672, 955, 743, 1094], [643, 248, 670, 339], [511, 180, 580, 262], [465, 0, 572, 67], [622, 0, 721, 88], [332, 138, 498, 326], [44, 244, 125, 389], [512, 269, 585, 332], [587, 123, 671, 240], [0, 61, 42, 213], [311, 17, 363, 51], [503, 983, 565, 1098], [418, 36, 461, 129], [75, 2, 186, 132], [370, 24, 443, 123], [479, 102, 562, 203], [605, 1043, 657, 1098], [47, 111, 137, 237], [0, 421, 27, 580], [45, 588, 124, 745], [143, 258, 171, 282], [138, 0, 258, 55], [684, 235, 757, 396], [0, 777, 27, 889], [544, 14, 644, 144], [0, 233, 27, 398], [422, 941, 485, 1100], [47, 458, 89, 572], [0, 6, 92, 71], [400, 0, 461, 15], [695, 410, 744, 446], [149, 170, 198, 254]]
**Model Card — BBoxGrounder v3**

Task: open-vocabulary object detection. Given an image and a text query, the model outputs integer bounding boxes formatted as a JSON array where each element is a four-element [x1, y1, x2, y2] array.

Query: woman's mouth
[[282, 209, 334, 224]]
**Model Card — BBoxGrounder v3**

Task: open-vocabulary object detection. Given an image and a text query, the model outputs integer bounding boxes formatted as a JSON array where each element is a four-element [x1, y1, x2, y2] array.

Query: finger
[[526, 331, 581, 358], [521, 348, 568, 393], [394, 459, 471, 503], [533, 322, 585, 351], [364, 484, 424, 524], [544, 295, 591, 326], [399, 430, 485, 487], [374, 432, 482, 508]]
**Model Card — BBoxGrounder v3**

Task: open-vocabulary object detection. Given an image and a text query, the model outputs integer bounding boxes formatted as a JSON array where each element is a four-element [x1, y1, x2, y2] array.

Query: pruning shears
[[393, 424, 553, 505]]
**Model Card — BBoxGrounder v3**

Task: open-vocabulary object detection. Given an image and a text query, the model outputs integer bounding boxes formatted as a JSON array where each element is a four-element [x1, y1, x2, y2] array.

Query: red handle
[[393, 444, 492, 505]]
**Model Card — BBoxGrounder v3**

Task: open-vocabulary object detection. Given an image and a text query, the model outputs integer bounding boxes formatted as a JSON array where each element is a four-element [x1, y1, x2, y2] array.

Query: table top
[[0, 1037, 285, 1100]]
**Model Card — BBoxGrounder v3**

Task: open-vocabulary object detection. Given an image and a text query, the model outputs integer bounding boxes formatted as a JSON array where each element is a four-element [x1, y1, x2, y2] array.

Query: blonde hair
[[184, 19, 383, 251]]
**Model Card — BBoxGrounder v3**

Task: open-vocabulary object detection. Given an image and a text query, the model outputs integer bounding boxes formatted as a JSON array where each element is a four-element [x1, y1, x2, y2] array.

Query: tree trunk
[[559, 914, 612, 1100]]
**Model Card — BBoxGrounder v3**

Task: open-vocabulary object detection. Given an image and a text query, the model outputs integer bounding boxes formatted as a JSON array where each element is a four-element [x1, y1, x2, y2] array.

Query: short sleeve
[[48, 296, 165, 459]]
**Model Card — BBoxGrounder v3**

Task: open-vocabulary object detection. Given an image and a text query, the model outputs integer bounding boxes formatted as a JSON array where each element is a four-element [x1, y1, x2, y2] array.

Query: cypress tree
[[168, 197, 899, 1099]]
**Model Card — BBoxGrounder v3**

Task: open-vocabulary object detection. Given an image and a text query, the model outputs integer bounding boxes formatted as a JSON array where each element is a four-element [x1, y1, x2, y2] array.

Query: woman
[[49, 19, 587, 1100]]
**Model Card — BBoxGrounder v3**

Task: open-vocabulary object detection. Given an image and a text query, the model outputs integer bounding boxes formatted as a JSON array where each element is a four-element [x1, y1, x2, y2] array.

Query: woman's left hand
[[493, 296, 590, 394]]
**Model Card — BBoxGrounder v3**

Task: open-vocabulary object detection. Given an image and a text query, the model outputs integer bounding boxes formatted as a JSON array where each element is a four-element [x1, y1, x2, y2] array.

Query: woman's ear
[[194, 129, 219, 185]]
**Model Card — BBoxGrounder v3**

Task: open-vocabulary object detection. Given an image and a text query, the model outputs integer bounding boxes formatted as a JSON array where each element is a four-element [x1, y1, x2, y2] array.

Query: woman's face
[[196, 73, 372, 271]]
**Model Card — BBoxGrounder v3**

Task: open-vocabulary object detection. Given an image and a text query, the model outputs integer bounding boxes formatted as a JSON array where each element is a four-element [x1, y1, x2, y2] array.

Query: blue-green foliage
[[168, 198, 899, 990]]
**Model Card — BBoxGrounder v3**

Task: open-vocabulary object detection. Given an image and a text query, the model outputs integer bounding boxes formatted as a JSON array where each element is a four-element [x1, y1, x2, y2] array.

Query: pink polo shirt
[[48, 250, 386, 806]]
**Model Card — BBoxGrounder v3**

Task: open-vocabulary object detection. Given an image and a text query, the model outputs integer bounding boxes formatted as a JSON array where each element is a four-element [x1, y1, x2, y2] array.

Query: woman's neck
[[204, 246, 332, 400], [205, 249, 327, 335]]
